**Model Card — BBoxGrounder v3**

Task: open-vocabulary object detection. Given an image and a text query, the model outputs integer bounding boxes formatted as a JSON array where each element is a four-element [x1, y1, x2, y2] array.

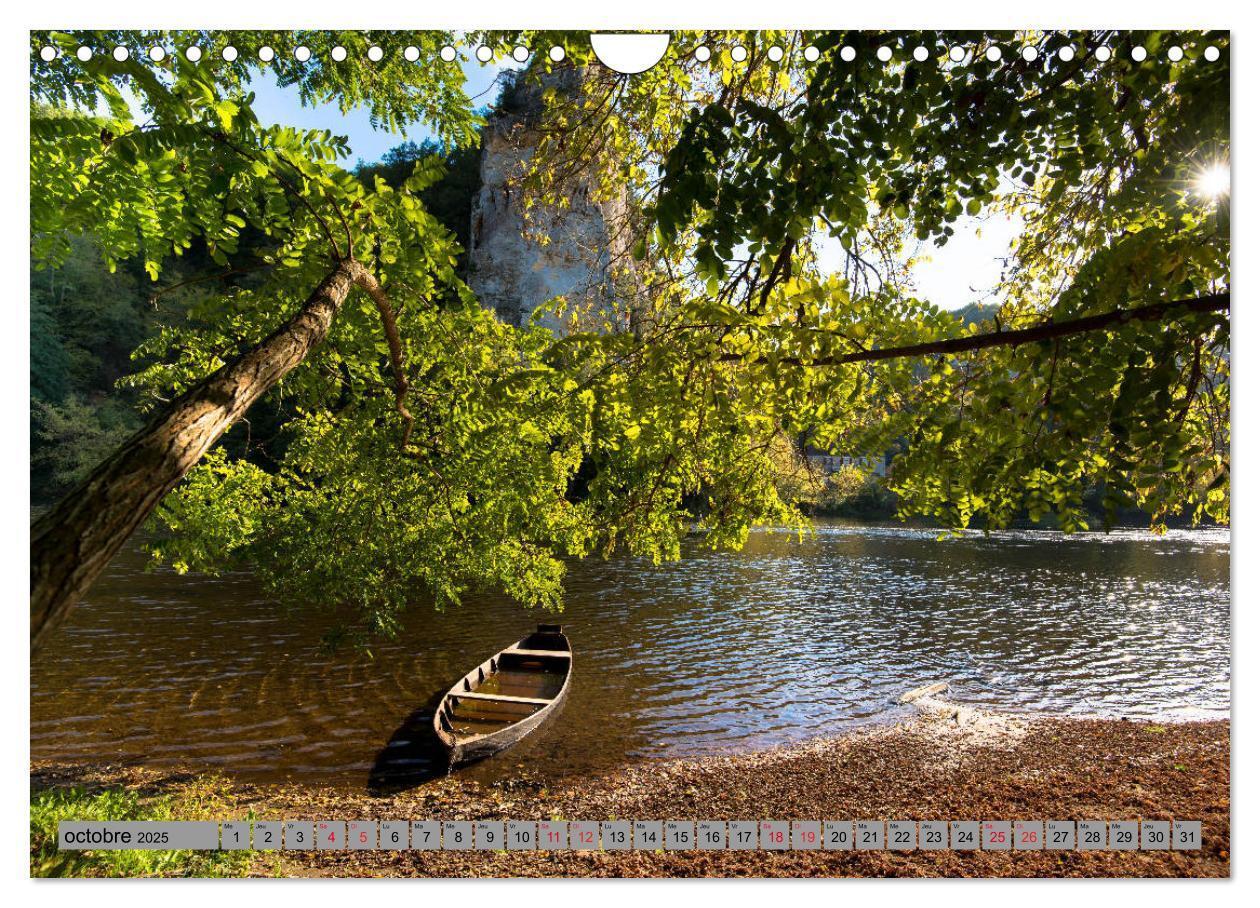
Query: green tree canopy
[[504, 28, 1229, 531]]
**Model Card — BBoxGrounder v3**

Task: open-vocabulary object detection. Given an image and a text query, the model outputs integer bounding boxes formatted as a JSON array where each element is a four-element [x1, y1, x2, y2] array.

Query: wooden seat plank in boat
[[453, 691, 553, 706], [434, 624, 573, 766]]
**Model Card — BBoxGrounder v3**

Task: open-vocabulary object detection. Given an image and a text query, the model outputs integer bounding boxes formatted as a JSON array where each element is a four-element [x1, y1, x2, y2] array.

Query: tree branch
[[146, 263, 273, 304], [723, 292, 1229, 367], [348, 262, 414, 449]]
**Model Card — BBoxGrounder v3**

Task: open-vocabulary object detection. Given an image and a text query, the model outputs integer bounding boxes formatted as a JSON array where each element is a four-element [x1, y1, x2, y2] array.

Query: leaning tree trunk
[[31, 258, 370, 652]]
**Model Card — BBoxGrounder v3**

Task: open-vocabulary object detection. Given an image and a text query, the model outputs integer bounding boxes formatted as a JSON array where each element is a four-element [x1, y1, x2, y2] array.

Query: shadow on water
[[366, 690, 452, 795]]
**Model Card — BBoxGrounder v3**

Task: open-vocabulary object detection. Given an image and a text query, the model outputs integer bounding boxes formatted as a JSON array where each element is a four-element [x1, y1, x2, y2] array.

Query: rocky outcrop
[[467, 72, 635, 333]]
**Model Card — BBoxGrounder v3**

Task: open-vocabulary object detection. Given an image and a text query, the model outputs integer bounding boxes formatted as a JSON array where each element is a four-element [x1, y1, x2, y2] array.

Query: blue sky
[[244, 61, 1018, 312], [246, 58, 512, 164]]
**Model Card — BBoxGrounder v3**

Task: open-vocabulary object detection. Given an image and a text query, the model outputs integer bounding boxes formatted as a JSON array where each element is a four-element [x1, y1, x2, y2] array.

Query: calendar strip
[[60, 819, 1203, 852]]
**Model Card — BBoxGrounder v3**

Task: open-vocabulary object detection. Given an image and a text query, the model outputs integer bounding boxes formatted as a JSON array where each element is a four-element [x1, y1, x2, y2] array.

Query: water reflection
[[31, 524, 1230, 790]]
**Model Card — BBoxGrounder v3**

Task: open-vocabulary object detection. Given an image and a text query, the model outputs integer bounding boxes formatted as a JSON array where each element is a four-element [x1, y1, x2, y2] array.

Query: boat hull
[[433, 625, 572, 767]]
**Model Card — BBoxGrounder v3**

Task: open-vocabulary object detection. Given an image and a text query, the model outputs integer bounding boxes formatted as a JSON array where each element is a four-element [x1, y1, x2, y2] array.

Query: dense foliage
[[30, 29, 1228, 638], [504, 28, 1229, 532], [355, 140, 482, 254], [31, 238, 147, 497], [30, 144, 480, 503]]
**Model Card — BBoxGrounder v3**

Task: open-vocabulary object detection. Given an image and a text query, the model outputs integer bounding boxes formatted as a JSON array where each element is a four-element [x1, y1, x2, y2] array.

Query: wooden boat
[[433, 624, 572, 766]]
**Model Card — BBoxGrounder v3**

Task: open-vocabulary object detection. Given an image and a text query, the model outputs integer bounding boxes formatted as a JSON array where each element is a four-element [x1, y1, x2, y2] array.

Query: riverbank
[[31, 713, 1229, 878]]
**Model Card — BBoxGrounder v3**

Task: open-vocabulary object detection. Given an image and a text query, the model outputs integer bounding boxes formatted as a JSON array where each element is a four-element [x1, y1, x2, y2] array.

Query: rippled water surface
[[31, 524, 1230, 789]]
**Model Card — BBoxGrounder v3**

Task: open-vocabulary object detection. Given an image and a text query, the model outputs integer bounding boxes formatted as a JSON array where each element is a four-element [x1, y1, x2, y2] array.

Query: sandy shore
[[31, 713, 1229, 878]]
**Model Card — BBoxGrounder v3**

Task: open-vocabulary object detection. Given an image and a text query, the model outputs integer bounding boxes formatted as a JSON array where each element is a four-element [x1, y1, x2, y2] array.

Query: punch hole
[[76, 46, 92, 62], [367, 46, 384, 62], [221, 45, 238, 62], [404, 46, 420, 62], [767, 46, 784, 62], [331, 46, 348, 62], [731, 45, 748, 62], [839, 46, 855, 62], [39, 46, 57, 61], [1095, 47, 1112, 62], [112, 47, 128, 62], [512, 46, 529, 62], [1204, 46, 1220, 61], [804, 45, 821, 62], [876, 46, 892, 62], [476, 45, 493, 63], [590, 33, 670, 73], [1168, 46, 1184, 62], [985, 46, 1001, 62], [912, 46, 929, 62], [548, 46, 565, 62], [1021, 46, 1038, 62], [148, 46, 165, 62], [440, 45, 456, 62], [693, 46, 711, 62], [1131, 46, 1147, 62], [1058, 46, 1075, 61], [294, 46, 311, 62], [948, 46, 965, 63], [258, 46, 275, 63], [185, 46, 202, 62]]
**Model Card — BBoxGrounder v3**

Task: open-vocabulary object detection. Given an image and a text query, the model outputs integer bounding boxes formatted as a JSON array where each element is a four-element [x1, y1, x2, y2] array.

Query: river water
[[30, 523, 1230, 791]]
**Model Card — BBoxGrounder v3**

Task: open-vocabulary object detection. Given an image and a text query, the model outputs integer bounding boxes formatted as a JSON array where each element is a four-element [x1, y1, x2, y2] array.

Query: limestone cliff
[[467, 73, 634, 333]]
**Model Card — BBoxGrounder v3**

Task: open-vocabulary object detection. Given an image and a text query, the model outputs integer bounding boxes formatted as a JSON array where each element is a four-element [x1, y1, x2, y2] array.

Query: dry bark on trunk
[[30, 259, 369, 652]]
